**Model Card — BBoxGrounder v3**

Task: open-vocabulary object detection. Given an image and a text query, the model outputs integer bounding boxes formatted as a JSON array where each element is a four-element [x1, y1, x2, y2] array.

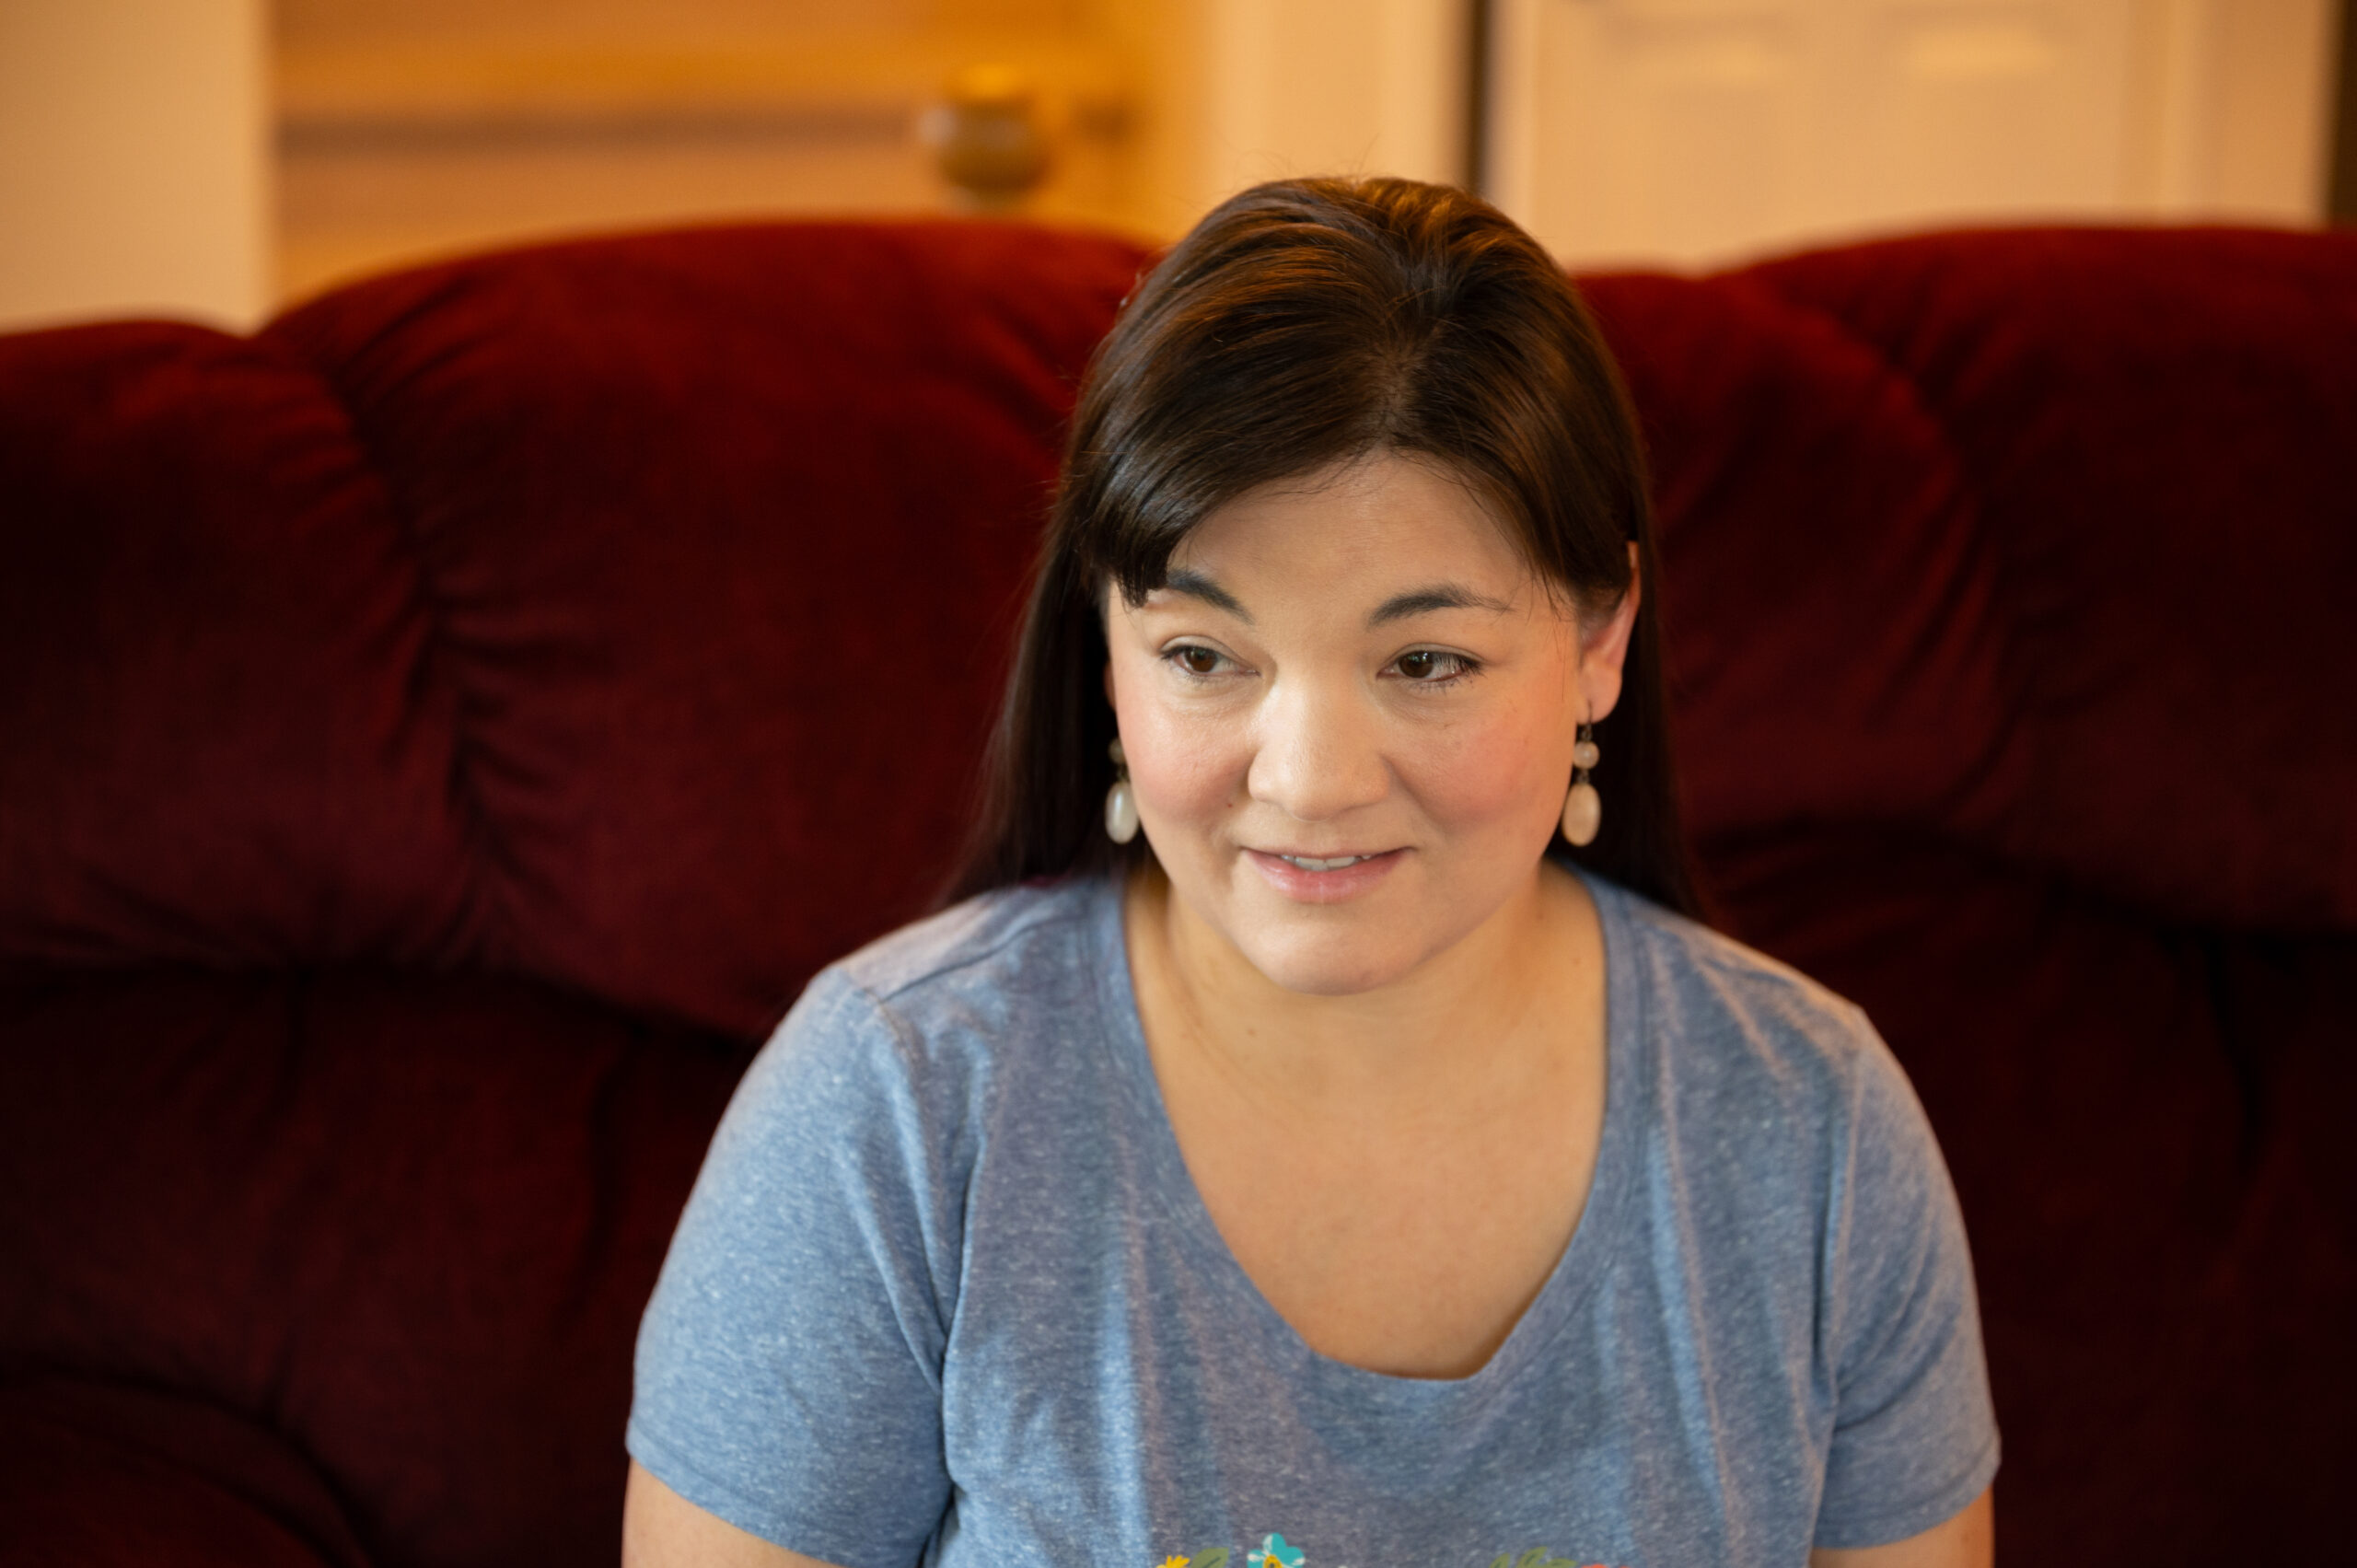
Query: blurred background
[[3, 0, 2352, 333]]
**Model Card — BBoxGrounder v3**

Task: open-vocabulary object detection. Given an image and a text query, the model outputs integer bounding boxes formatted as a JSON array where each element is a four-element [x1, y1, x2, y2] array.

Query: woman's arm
[[1810, 1487, 1991, 1568], [621, 1460, 850, 1568]]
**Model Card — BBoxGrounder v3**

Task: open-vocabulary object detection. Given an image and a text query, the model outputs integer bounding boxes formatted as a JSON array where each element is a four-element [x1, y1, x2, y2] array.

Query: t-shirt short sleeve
[[1811, 1005, 2001, 1549], [628, 970, 960, 1568]]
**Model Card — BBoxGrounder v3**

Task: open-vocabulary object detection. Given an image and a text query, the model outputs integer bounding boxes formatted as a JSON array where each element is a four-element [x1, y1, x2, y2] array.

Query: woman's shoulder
[[1595, 881, 1965, 1294], [720, 876, 1120, 1173], [1593, 877, 1914, 1128], [764, 874, 1117, 1081], [830, 873, 1112, 1008]]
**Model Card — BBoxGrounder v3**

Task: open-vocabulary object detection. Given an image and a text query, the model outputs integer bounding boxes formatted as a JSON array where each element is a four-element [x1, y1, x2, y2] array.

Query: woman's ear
[[1577, 544, 1641, 724]]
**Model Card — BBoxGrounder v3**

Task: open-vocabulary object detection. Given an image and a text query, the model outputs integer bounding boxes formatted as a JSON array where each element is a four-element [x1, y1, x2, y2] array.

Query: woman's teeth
[[1278, 854, 1369, 871]]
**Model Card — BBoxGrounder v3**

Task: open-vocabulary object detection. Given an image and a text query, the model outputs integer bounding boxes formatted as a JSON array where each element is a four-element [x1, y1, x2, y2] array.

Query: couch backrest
[[1592, 227, 2357, 935], [7, 226, 2351, 1046], [1, 222, 1149, 1039]]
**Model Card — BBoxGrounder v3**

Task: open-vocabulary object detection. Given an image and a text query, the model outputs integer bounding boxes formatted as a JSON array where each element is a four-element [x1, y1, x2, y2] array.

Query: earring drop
[[1561, 722, 1602, 847], [1104, 737, 1140, 844]]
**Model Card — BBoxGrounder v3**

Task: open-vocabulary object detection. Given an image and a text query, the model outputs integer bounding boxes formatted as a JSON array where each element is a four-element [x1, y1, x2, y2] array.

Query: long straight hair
[[948, 176, 1701, 919]]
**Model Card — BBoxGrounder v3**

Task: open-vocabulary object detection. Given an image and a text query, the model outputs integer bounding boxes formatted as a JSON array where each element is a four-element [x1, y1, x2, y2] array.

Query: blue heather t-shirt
[[628, 871, 1997, 1568]]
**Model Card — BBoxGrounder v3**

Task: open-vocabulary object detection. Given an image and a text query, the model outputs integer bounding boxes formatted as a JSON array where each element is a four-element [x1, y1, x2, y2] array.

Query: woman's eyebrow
[[1368, 583, 1513, 626], [1159, 568, 1253, 622]]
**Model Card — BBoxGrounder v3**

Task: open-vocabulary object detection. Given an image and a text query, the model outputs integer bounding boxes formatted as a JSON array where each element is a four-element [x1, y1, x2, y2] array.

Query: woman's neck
[[1125, 857, 1597, 1117]]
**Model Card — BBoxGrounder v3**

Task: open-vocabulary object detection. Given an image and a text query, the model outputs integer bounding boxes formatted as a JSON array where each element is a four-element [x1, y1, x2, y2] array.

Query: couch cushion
[[1584, 268, 2017, 857], [0, 322, 480, 979], [1617, 227, 2357, 931], [0, 972, 740, 1568], [0, 224, 1152, 1040], [264, 221, 1151, 1038], [0, 1378, 371, 1566]]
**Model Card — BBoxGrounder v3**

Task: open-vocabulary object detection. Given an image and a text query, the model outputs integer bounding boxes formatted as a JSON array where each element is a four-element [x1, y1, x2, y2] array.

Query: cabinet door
[[1486, 0, 2149, 266]]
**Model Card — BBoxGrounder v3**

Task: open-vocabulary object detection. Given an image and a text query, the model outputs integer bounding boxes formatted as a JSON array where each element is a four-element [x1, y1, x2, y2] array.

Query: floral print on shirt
[[1156, 1535, 1622, 1568]]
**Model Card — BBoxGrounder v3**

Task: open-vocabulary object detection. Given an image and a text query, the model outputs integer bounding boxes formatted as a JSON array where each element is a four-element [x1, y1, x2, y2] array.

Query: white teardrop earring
[[1104, 737, 1140, 844], [1561, 722, 1602, 847]]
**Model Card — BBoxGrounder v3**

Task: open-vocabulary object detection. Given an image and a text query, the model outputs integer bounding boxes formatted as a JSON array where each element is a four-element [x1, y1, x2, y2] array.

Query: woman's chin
[[1229, 925, 1434, 998]]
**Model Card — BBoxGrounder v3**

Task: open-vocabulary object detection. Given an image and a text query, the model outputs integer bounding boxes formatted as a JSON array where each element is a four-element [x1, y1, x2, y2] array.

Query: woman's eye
[[1168, 645, 1225, 677], [1394, 649, 1474, 683]]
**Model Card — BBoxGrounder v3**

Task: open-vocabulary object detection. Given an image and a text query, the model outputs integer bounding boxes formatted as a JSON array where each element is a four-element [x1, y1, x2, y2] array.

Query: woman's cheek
[[1124, 694, 1248, 829], [1399, 702, 1559, 830]]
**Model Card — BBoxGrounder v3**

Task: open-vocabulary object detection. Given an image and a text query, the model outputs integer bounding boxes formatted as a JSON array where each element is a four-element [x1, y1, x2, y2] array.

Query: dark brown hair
[[948, 175, 1701, 918]]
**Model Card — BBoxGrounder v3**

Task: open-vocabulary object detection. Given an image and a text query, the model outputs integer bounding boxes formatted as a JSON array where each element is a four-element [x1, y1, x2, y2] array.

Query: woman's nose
[[1246, 677, 1389, 823]]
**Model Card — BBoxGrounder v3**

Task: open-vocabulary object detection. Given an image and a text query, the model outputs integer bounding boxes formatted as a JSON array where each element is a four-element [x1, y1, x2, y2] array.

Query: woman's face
[[1104, 449, 1637, 996]]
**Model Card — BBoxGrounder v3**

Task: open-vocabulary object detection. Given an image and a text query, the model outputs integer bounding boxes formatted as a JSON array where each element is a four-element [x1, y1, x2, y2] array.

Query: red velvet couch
[[3, 218, 2351, 1567]]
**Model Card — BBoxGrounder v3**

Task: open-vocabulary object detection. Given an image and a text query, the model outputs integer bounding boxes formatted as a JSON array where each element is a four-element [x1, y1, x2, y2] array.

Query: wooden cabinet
[[274, 0, 1145, 302]]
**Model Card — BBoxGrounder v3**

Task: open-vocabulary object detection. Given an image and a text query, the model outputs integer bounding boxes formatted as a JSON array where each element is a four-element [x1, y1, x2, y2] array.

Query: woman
[[623, 177, 1997, 1568]]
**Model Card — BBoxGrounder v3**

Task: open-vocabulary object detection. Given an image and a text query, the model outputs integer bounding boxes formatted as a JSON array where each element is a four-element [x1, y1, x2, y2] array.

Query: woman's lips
[[1243, 847, 1406, 903]]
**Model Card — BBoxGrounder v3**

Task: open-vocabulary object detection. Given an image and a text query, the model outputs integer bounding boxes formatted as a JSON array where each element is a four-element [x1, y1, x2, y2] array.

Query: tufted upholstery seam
[[262, 327, 521, 972], [1706, 270, 2039, 868]]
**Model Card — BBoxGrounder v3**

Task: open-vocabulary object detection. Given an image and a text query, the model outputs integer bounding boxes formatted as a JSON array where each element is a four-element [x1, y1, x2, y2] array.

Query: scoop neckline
[[1083, 865, 1647, 1423]]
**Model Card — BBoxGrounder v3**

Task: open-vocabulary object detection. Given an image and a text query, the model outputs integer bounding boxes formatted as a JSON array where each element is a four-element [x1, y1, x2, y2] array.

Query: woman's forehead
[[1167, 451, 1530, 588]]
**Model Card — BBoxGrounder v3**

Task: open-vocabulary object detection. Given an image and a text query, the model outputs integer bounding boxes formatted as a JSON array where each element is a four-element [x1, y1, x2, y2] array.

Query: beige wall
[[0, 0, 271, 332]]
